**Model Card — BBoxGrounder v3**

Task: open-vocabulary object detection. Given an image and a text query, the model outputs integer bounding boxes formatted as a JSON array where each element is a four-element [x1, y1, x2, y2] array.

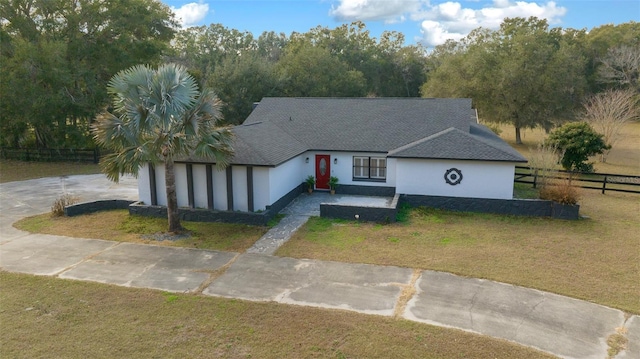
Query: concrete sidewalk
[[0, 175, 637, 359]]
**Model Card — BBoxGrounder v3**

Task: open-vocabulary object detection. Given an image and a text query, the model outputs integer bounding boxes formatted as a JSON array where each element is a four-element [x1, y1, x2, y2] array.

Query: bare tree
[[581, 89, 639, 162], [597, 45, 640, 91]]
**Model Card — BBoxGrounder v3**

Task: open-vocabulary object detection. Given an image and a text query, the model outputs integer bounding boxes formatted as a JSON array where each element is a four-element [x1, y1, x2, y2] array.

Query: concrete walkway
[[0, 175, 637, 359]]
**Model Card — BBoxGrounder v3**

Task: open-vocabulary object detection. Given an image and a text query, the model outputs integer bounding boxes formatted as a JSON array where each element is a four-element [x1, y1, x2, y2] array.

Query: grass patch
[[395, 202, 412, 223], [277, 190, 640, 314], [0, 272, 556, 359], [513, 182, 540, 199], [0, 159, 101, 183], [267, 213, 285, 228], [301, 217, 364, 250], [14, 210, 266, 252]]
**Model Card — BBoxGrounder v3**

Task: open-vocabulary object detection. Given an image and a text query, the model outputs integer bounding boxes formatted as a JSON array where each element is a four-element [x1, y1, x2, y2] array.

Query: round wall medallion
[[444, 168, 463, 185]]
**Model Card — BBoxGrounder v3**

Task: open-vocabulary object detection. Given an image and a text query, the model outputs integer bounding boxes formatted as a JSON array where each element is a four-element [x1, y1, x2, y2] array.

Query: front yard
[[17, 188, 639, 314]]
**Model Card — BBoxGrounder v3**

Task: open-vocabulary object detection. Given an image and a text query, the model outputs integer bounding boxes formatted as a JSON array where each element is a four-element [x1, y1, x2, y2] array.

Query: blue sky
[[160, 0, 640, 47]]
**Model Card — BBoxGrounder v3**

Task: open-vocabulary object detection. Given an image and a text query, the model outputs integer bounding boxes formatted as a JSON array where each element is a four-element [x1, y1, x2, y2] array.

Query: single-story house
[[136, 97, 527, 215]]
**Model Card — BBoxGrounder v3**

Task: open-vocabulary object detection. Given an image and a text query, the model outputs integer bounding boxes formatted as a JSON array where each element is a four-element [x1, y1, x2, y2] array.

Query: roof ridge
[[266, 117, 310, 152], [388, 127, 458, 155]]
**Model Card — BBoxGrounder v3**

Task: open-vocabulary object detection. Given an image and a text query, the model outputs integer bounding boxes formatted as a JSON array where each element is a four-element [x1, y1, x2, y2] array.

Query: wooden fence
[[0, 147, 101, 163], [515, 166, 640, 195]]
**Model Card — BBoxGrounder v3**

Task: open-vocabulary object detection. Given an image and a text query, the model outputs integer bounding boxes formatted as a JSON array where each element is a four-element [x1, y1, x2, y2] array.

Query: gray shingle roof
[[387, 126, 526, 162], [244, 97, 476, 153], [192, 97, 525, 165]]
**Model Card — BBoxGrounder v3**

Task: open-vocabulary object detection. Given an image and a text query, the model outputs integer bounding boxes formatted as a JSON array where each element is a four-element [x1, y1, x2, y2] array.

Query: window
[[353, 156, 386, 181]]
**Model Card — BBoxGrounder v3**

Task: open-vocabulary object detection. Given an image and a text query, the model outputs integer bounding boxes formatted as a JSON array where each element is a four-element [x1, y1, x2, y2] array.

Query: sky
[[160, 0, 640, 47]]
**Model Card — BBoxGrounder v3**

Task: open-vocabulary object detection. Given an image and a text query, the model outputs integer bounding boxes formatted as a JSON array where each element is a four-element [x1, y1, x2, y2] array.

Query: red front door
[[315, 155, 331, 190]]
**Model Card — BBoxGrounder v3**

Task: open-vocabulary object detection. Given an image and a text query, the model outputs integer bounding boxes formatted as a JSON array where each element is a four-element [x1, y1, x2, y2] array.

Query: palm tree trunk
[[164, 159, 183, 233]]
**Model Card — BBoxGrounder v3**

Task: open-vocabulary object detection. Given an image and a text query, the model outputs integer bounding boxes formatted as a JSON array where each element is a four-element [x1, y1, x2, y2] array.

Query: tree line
[[422, 17, 639, 145], [1, 0, 638, 151]]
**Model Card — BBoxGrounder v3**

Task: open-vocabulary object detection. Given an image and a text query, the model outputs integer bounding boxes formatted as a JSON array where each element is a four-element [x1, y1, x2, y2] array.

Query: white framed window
[[353, 156, 386, 181], [370, 158, 386, 179]]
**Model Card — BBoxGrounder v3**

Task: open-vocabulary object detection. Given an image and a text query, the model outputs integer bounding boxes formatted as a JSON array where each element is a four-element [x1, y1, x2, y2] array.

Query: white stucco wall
[[135, 154, 516, 214], [138, 163, 152, 205], [192, 165, 208, 209], [137, 163, 271, 211], [173, 163, 189, 207], [155, 164, 167, 205], [212, 167, 228, 210], [253, 167, 270, 211], [395, 159, 516, 199], [269, 155, 306, 203], [232, 166, 248, 211]]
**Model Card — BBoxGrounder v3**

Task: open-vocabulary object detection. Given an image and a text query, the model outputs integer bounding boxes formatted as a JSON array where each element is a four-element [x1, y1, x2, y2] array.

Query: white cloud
[[329, 0, 422, 23], [420, 20, 467, 47], [171, 2, 210, 28], [331, 0, 567, 47], [416, 1, 567, 46]]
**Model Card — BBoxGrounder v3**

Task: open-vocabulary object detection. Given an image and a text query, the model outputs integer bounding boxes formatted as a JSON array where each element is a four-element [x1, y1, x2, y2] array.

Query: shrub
[[544, 122, 610, 172], [528, 143, 563, 189], [539, 179, 581, 205], [51, 194, 79, 217]]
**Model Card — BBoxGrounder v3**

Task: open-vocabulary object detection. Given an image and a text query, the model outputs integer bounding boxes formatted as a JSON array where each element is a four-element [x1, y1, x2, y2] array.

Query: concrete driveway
[[0, 175, 637, 359]]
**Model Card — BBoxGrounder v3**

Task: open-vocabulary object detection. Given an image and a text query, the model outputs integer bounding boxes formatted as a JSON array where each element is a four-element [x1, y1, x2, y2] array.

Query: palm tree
[[92, 64, 233, 233]]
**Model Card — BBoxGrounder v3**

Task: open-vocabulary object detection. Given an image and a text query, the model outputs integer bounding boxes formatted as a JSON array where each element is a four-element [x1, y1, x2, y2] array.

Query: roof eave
[[388, 155, 528, 163]]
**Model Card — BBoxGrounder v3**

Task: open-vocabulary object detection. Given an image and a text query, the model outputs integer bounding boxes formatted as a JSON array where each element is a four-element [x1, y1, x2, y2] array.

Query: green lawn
[[15, 209, 267, 252]]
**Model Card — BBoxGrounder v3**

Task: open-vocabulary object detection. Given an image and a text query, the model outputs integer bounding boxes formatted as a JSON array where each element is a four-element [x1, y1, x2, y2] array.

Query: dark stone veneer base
[[320, 194, 399, 223], [128, 183, 305, 226], [399, 195, 580, 220], [337, 184, 395, 197], [65, 200, 135, 217], [65, 184, 579, 224]]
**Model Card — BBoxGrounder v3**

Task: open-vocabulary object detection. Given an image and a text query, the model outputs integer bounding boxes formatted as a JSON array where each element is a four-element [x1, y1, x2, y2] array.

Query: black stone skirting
[[69, 185, 578, 225], [320, 194, 400, 223], [336, 184, 395, 197], [267, 183, 304, 213], [65, 200, 135, 217], [128, 203, 272, 226], [399, 195, 580, 220], [128, 183, 306, 226]]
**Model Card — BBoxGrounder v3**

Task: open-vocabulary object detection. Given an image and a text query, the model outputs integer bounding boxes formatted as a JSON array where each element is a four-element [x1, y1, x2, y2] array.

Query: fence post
[[93, 148, 99, 164], [533, 168, 538, 189], [602, 175, 607, 194]]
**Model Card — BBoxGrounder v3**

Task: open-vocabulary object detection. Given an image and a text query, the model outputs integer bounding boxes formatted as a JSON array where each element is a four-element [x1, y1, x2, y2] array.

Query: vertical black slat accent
[[226, 166, 234, 210], [186, 163, 194, 208], [148, 163, 157, 206], [206, 164, 213, 210], [246, 166, 254, 212]]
